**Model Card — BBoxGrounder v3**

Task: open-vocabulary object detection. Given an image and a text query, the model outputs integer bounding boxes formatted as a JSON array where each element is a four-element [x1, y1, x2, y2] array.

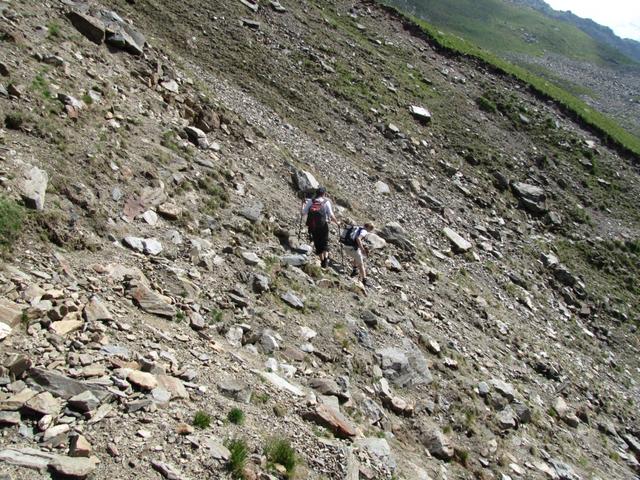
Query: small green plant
[[47, 22, 61, 38], [455, 448, 470, 466], [175, 311, 185, 322], [82, 93, 94, 105], [5, 112, 25, 130], [0, 197, 25, 250], [443, 425, 452, 434], [228, 408, 245, 425], [210, 308, 223, 323], [477, 96, 497, 113], [251, 392, 270, 405], [225, 438, 249, 479], [31, 73, 53, 100], [265, 437, 297, 478], [192, 410, 211, 429]]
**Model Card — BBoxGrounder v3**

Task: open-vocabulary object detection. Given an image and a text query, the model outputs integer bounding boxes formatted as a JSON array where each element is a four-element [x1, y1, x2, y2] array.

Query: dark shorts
[[309, 223, 329, 254]]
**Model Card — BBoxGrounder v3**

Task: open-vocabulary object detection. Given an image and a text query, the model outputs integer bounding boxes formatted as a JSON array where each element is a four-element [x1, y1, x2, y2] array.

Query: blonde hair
[[364, 222, 375, 231]]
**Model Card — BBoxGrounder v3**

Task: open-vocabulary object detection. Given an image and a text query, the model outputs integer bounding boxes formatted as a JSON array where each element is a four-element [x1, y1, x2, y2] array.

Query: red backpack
[[306, 199, 327, 230]]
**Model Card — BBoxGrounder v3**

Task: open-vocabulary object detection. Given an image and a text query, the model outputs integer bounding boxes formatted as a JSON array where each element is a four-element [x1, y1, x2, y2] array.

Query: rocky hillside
[[0, 1, 639, 479], [385, 0, 640, 139]]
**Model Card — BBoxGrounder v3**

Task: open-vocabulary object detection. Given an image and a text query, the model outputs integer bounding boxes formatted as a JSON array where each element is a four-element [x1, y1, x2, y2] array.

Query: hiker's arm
[[300, 200, 310, 219], [356, 237, 368, 256], [325, 201, 339, 225]]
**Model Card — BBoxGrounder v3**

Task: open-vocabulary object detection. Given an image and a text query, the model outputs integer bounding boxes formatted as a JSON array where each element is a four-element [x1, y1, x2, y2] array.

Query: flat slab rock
[[443, 227, 472, 253], [0, 447, 99, 477], [127, 281, 177, 318], [303, 403, 357, 439], [28, 367, 112, 402]]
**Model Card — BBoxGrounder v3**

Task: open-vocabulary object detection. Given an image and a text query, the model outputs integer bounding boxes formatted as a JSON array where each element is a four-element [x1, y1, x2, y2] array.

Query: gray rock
[[553, 264, 577, 287], [375, 181, 391, 194], [443, 228, 472, 253], [0, 411, 21, 426], [356, 437, 397, 470], [422, 429, 454, 460], [375, 344, 432, 388], [281, 291, 304, 309], [241, 252, 262, 266], [68, 391, 100, 413], [489, 379, 516, 402], [291, 169, 319, 194], [497, 405, 517, 430], [189, 312, 206, 331], [127, 281, 177, 319], [184, 126, 209, 149], [385, 255, 402, 272], [123, 236, 145, 253], [19, 166, 48, 210], [511, 182, 545, 203], [281, 254, 309, 267], [83, 296, 113, 322], [0, 447, 99, 477], [67, 10, 105, 44], [24, 392, 61, 417], [251, 273, 270, 293], [218, 379, 250, 403], [409, 105, 432, 123], [143, 238, 163, 255], [29, 368, 111, 402], [205, 438, 230, 461], [151, 460, 189, 480], [513, 402, 531, 424], [259, 330, 280, 353], [237, 203, 263, 223]]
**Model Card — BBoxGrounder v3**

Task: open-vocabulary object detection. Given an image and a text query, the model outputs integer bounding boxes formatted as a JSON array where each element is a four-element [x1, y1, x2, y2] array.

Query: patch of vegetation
[[566, 206, 592, 225], [0, 197, 25, 251], [555, 237, 640, 325], [251, 391, 270, 405], [47, 21, 62, 38], [31, 72, 53, 100], [192, 410, 211, 429], [198, 175, 229, 213], [476, 95, 497, 113], [225, 438, 249, 479], [82, 93, 94, 105], [378, 3, 640, 158], [206, 308, 222, 324], [265, 437, 297, 478], [227, 408, 246, 425], [454, 447, 470, 466], [160, 130, 182, 153], [5, 111, 26, 130]]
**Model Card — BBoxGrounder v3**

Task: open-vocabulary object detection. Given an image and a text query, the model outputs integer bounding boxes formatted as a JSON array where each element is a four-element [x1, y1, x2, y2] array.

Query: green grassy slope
[[387, 0, 638, 68], [377, 1, 640, 159]]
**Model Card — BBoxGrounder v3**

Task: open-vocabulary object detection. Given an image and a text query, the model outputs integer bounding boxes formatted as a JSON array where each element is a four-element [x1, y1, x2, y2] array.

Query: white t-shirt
[[302, 197, 334, 221]]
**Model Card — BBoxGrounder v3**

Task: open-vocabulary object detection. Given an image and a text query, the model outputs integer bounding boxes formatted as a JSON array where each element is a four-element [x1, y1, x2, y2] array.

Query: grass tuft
[[265, 437, 297, 477], [227, 407, 246, 425], [0, 197, 25, 251], [192, 410, 211, 429], [225, 438, 249, 479]]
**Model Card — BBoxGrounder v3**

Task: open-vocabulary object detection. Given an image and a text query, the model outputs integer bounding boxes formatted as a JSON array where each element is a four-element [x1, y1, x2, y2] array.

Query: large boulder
[[378, 222, 415, 253], [291, 169, 319, 195], [19, 165, 48, 210]]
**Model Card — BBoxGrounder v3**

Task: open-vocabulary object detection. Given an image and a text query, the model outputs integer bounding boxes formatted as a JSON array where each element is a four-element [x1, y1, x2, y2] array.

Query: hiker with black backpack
[[301, 186, 339, 268], [340, 222, 375, 286]]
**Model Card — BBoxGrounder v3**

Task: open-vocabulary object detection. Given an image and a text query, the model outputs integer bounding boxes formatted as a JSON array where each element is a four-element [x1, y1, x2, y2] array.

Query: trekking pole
[[338, 226, 345, 270]]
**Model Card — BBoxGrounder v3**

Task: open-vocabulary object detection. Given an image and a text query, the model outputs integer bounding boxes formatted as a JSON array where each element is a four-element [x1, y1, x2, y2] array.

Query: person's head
[[364, 222, 375, 231], [315, 186, 327, 198]]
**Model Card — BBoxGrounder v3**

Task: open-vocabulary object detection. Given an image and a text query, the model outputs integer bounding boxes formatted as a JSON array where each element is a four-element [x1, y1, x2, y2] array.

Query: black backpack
[[306, 199, 327, 230], [340, 225, 363, 247]]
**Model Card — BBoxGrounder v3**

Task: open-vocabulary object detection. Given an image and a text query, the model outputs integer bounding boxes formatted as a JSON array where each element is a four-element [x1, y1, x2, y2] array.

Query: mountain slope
[[0, 1, 639, 479], [384, 0, 640, 138], [511, 0, 640, 63]]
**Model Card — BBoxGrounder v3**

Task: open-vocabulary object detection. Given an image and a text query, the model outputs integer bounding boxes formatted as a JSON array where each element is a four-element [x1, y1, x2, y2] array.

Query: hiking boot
[[363, 277, 372, 287], [321, 258, 328, 269], [350, 267, 358, 277]]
